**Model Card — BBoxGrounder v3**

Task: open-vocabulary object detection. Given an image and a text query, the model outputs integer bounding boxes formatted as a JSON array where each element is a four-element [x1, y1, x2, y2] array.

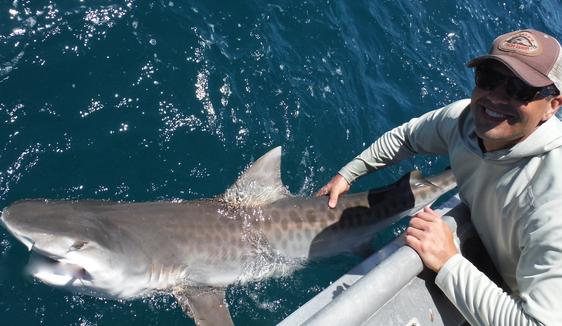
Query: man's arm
[[406, 207, 547, 325], [436, 255, 544, 326], [430, 204, 562, 326], [317, 99, 470, 207]]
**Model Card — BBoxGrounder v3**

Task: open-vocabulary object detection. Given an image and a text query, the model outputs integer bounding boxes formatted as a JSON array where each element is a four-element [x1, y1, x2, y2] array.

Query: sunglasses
[[475, 66, 560, 102]]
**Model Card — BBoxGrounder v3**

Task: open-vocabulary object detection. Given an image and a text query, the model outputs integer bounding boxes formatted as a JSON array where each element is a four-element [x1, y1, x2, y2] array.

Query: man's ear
[[544, 96, 562, 120]]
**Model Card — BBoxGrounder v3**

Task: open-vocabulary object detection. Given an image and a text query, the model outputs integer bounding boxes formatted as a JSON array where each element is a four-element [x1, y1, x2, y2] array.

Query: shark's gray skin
[[0, 147, 456, 325]]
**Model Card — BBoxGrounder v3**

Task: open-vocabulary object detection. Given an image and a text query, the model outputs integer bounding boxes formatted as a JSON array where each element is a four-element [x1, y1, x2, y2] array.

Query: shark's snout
[[1, 208, 35, 251]]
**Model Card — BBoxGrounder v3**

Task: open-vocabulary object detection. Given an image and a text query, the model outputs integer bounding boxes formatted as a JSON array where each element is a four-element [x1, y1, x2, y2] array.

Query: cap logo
[[497, 31, 542, 56]]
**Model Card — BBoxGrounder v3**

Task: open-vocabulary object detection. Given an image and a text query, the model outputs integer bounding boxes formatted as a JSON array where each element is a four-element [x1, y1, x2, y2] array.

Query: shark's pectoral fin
[[173, 286, 234, 326]]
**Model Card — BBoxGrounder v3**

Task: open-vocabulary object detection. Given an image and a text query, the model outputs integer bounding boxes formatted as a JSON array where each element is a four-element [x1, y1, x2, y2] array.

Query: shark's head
[[1, 200, 149, 298]]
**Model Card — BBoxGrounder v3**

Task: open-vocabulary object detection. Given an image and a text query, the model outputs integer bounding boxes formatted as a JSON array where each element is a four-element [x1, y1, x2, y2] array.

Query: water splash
[[158, 100, 202, 143], [0, 144, 43, 199], [79, 5, 129, 49], [239, 225, 302, 282], [0, 51, 25, 80]]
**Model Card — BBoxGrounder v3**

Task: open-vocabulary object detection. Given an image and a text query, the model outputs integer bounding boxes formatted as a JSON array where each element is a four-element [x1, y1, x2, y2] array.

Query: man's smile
[[477, 102, 517, 123]]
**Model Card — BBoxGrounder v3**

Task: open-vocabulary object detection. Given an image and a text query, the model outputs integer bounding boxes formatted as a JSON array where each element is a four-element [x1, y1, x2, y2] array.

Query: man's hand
[[405, 207, 458, 272], [315, 174, 350, 209]]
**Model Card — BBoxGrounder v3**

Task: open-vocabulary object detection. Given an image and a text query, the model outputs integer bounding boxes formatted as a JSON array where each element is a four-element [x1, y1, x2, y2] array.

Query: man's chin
[[474, 129, 519, 151]]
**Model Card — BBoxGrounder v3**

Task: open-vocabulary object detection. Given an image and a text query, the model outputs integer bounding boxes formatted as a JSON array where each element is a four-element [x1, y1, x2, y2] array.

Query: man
[[317, 29, 562, 325]]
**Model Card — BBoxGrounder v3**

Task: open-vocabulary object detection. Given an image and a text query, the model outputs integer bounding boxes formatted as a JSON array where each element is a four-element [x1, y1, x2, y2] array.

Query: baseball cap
[[467, 29, 562, 92]]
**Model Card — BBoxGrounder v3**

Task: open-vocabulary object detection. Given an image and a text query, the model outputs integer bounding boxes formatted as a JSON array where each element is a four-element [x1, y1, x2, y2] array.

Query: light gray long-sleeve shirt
[[339, 99, 562, 326]]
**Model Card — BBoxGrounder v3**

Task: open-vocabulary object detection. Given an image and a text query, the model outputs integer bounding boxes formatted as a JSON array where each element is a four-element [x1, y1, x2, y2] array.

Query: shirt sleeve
[[437, 201, 562, 326], [516, 203, 562, 326], [436, 254, 545, 326], [338, 99, 468, 184]]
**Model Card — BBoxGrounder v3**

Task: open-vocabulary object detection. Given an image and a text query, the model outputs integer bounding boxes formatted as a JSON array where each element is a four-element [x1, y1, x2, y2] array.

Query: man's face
[[470, 62, 559, 152]]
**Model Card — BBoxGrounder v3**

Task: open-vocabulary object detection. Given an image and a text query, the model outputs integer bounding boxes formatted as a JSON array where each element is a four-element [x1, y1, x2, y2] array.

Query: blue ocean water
[[1, 0, 561, 325]]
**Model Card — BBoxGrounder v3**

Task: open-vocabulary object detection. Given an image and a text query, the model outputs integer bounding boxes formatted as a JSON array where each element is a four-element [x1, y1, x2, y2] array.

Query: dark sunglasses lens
[[534, 85, 560, 100], [475, 68, 504, 90], [505, 78, 537, 102], [475, 66, 549, 102]]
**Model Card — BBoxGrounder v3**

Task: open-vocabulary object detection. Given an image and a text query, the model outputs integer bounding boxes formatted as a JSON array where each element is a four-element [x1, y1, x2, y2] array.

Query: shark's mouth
[[7, 229, 95, 286], [27, 251, 92, 286]]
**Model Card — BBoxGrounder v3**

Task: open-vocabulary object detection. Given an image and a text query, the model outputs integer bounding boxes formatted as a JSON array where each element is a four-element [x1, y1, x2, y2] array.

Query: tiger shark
[[0, 147, 456, 325]]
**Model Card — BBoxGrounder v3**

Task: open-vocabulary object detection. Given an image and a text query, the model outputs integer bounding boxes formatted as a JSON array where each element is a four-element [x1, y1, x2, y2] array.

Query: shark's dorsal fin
[[173, 286, 234, 326], [223, 147, 291, 207]]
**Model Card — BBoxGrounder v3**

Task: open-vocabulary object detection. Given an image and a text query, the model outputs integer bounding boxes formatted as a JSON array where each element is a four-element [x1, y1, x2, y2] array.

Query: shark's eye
[[71, 240, 88, 250]]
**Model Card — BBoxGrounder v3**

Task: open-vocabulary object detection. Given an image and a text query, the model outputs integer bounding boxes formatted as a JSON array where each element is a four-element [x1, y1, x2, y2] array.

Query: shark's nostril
[[77, 267, 92, 281]]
